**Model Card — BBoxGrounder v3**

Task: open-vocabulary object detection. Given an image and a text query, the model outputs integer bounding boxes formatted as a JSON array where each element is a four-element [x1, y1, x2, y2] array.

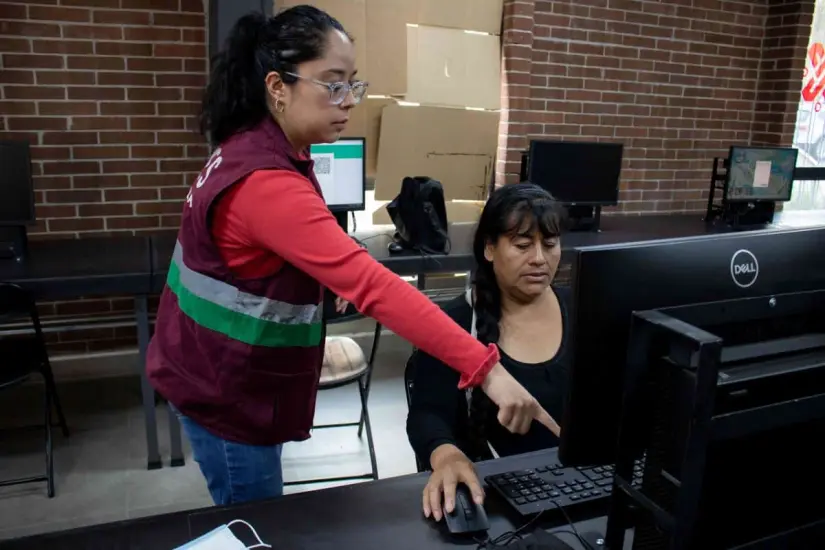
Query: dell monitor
[[560, 227, 825, 467], [0, 141, 36, 260], [725, 145, 797, 202], [310, 137, 365, 216]]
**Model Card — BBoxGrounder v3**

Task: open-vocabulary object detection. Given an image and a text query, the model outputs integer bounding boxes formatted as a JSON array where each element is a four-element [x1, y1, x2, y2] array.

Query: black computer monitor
[[725, 145, 797, 203], [0, 141, 36, 225], [309, 137, 366, 213], [526, 140, 623, 206], [559, 227, 825, 466]]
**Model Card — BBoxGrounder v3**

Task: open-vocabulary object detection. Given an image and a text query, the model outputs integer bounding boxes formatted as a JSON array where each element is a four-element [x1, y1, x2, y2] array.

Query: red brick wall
[[0, 0, 208, 353], [1, 0, 207, 238], [498, 0, 815, 214]]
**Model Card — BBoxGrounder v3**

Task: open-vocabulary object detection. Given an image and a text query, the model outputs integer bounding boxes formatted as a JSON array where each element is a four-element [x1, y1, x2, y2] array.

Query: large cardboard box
[[276, 0, 503, 100], [340, 96, 395, 178], [406, 25, 500, 109], [275, 0, 502, 34], [414, 0, 503, 35], [372, 199, 484, 225], [374, 104, 499, 201]]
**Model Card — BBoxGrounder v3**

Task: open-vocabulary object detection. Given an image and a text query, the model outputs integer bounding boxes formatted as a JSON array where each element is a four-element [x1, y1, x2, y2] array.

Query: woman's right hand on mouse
[[422, 444, 484, 522]]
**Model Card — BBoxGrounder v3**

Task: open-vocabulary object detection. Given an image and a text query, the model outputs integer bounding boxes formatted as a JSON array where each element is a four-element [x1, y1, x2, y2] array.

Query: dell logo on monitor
[[730, 249, 759, 288]]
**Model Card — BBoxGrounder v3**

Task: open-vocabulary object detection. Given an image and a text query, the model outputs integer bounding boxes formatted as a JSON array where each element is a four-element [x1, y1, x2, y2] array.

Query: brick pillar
[[496, 0, 536, 187], [751, 0, 816, 146]]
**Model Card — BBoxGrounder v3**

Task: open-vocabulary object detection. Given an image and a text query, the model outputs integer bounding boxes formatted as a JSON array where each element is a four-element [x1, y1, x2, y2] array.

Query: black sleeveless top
[[406, 286, 572, 464]]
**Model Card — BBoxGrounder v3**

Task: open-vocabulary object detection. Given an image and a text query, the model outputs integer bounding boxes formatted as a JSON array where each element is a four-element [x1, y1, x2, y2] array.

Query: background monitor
[[559, 227, 825, 466], [0, 141, 36, 225], [310, 137, 366, 212], [725, 145, 798, 203], [526, 140, 623, 206]]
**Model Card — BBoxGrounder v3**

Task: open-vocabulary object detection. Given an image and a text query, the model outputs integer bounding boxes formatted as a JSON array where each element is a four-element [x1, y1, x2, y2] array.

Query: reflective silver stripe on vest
[[172, 241, 321, 324]]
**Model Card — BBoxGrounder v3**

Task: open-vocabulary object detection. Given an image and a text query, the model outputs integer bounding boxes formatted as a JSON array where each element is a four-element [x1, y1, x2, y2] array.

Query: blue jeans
[[176, 411, 284, 506]]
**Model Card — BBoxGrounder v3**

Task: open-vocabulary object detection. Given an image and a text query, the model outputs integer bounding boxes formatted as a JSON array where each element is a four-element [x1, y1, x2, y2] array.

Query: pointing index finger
[[535, 406, 561, 437]]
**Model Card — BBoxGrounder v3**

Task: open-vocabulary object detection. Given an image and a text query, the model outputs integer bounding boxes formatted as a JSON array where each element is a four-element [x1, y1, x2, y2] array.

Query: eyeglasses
[[284, 72, 369, 105]]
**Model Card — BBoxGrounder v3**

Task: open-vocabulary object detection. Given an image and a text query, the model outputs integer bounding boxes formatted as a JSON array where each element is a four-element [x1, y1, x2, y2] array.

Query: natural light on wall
[[788, 0, 825, 210]]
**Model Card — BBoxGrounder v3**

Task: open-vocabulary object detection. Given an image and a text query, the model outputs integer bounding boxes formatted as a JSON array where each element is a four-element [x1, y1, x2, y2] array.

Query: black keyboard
[[485, 459, 645, 517]]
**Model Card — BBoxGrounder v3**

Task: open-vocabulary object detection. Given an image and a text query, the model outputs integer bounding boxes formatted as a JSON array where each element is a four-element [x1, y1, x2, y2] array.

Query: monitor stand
[[725, 201, 776, 230], [333, 211, 349, 234], [566, 205, 602, 232], [0, 225, 29, 262]]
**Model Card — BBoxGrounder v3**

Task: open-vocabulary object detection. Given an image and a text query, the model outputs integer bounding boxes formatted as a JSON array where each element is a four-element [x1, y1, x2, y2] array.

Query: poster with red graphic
[[794, 1, 825, 165], [790, 0, 825, 209]]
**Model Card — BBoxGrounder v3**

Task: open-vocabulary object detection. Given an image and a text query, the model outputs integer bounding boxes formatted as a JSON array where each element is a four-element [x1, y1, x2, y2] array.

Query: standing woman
[[147, 7, 557, 507]]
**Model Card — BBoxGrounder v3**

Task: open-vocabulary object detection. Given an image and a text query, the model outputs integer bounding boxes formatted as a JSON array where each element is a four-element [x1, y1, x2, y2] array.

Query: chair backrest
[[403, 350, 417, 412], [0, 283, 48, 364], [403, 351, 427, 473], [0, 283, 38, 323]]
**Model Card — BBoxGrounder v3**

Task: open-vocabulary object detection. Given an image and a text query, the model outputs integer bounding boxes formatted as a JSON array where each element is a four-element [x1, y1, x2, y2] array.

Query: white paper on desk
[[753, 161, 771, 188]]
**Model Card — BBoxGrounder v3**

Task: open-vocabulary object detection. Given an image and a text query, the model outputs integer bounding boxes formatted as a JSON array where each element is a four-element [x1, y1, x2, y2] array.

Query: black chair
[[404, 352, 427, 474], [284, 294, 382, 486], [0, 283, 69, 498]]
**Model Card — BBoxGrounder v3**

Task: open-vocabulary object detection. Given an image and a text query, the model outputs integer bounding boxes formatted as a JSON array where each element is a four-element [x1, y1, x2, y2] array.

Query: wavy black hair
[[466, 182, 564, 459], [200, 6, 348, 147]]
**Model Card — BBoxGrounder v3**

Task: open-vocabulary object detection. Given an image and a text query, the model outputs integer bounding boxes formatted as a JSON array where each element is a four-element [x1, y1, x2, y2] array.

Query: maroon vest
[[147, 118, 325, 445]]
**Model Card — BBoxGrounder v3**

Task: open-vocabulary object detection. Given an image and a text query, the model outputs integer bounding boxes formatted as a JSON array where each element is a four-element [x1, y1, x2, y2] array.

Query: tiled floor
[[0, 335, 418, 542]]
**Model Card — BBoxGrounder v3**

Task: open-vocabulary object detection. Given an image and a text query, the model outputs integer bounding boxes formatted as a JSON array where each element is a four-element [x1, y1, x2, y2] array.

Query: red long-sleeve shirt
[[210, 169, 498, 389]]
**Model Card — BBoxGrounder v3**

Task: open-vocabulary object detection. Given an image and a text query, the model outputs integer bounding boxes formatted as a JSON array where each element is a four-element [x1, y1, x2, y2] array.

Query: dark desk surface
[[6, 211, 825, 298], [0, 450, 619, 550], [13, 211, 816, 297], [0, 236, 152, 299]]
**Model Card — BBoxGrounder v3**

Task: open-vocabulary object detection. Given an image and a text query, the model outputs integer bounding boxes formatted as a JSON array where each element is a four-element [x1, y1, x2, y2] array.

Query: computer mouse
[[387, 241, 405, 254], [444, 483, 490, 535]]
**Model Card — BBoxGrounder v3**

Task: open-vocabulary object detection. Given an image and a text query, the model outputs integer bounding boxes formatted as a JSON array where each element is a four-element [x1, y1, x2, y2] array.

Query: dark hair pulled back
[[200, 6, 347, 147]]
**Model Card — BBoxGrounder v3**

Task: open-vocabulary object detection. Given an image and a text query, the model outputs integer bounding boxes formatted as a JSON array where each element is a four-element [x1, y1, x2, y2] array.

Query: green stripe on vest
[[167, 261, 322, 348]]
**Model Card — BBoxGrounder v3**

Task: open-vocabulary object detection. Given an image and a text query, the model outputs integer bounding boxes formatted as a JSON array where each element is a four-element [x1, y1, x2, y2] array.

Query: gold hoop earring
[[274, 98, 285, 113]]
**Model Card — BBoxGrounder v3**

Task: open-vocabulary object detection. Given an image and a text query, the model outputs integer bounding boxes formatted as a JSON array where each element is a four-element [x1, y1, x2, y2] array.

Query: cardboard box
[[406, 25, 501, 109], [414, 0, 503, 35], [276, 0, 503, 99], [275, 0, 502, 34], [372, 200, 485, 225], [340, 97, 395, 178], [374, 104, 499, 201]]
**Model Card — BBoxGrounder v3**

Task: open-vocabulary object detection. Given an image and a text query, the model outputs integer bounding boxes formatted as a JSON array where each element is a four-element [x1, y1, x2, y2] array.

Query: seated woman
[[406, 183, 569, 522]]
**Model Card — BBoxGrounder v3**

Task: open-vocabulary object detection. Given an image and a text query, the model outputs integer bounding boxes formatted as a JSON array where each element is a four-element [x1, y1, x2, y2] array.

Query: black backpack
[[386, 176, 451, 255]]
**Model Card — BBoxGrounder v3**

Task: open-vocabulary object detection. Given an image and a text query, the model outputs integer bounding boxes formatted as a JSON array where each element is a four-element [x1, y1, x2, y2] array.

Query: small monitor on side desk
[[310, 137, 366, 233], [707, 146, 798, 230], [0, 141, 36, 261], [562, 228, 825, 548], [522, 140, 623, 232]]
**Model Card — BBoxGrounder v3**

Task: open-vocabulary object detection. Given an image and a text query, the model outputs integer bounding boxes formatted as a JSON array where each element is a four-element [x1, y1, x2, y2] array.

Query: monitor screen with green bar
[[309, 138, 366, 212]]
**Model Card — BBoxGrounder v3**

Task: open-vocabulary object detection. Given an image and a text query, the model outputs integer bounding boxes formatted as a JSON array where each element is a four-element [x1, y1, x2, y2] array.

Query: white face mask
[[175, 519, 271, 550]]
